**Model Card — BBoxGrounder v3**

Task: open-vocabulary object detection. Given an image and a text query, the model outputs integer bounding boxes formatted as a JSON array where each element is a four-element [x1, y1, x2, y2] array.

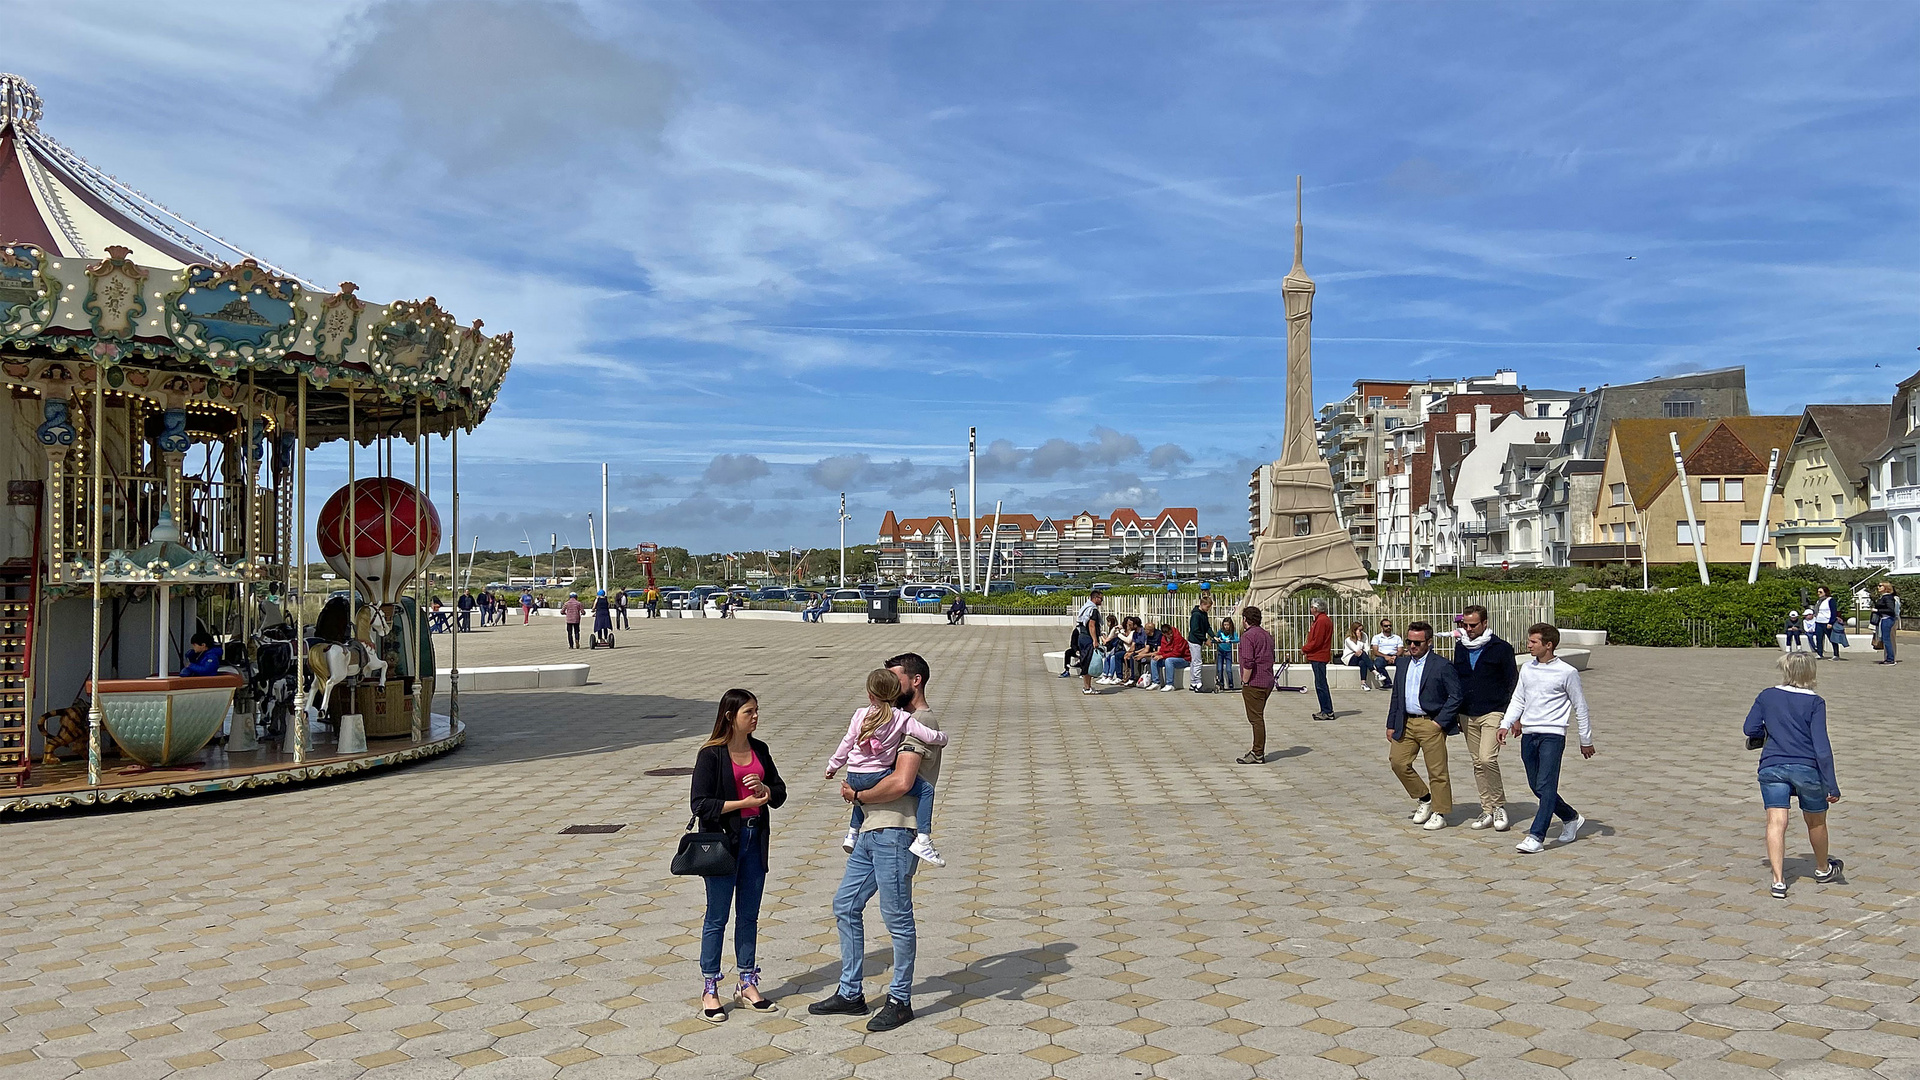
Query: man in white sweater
[[1497, 623, 1596, 854]]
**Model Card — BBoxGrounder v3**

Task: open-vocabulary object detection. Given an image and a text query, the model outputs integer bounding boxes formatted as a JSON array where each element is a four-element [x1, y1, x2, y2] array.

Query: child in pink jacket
[[824, 668, 951, 866]]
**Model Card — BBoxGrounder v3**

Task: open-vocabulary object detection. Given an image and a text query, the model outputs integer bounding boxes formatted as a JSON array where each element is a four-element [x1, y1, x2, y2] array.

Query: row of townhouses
[[1256, 364, 1920, 574], [877, 508, 1231, 581]]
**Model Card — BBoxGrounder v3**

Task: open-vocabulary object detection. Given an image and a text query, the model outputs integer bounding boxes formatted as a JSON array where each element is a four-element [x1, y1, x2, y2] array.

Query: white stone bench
[[436, 664, 590, 691], [1558, 629, 1608, 648]]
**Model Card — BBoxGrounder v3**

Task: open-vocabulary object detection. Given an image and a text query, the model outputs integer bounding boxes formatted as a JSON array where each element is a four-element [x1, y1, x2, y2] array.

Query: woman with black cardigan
[[689, 688, 788, 1022]]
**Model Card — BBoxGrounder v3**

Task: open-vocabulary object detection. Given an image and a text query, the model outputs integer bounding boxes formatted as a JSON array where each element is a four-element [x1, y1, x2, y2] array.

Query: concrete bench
[[1558, 629, 1608, 648], [436, 664, 590, 691]]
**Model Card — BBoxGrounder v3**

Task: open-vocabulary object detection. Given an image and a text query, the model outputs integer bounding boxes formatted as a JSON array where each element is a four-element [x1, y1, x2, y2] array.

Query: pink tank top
[[731, 752, 764, 818]]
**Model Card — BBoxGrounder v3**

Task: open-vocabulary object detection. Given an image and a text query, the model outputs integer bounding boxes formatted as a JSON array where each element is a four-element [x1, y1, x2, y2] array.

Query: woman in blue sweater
[[1742, 651, 1841, 899]]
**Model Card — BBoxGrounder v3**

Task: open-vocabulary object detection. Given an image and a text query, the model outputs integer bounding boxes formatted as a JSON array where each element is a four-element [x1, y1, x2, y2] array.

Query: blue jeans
[[1216, 646, 1236, 690], [1150, 657, 1186, 685], [1519, 733, 1579, 840], [700, 818, 766, 979], [1311, 661, 1331, 714], [1878, 615, 1896, 661], [834, 827, 917, 1004], [1759, 763, 1829, 812], [846, 769, 936, 835]]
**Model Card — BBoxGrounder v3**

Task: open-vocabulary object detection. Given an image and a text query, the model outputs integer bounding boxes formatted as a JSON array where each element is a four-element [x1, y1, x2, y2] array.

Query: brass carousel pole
[[85, 368, 104, 788], [411, 398, 424, 743], [291, 380, 307, 764], [345, 389, 356, 740], [448, 421, 459, 728]]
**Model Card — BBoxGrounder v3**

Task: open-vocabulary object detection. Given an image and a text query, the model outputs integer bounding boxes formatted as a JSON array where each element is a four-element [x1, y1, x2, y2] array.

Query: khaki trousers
[[1462, 711, 1506, 815], [1241, 685, 1271, 755], [1388, 715, 1451, 813]]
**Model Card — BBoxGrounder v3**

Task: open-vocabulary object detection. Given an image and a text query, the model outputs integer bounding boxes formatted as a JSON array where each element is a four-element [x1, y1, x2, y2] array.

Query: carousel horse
[[302, 596, 390, 721]]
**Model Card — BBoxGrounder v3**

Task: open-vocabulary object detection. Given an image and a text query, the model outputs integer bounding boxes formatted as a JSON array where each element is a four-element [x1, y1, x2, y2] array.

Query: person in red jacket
[[1303, 598, 1335, 722], [1150, 623, 1190, 691]]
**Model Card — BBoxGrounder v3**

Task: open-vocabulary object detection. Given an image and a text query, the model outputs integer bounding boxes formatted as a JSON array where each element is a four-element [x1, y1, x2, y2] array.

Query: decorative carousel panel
[[369, 296, 456, 396], [164, 259, 306, 368], [82, 245, 150, 341], [312, 281, 366, 365], [0, 243, 56, 338]]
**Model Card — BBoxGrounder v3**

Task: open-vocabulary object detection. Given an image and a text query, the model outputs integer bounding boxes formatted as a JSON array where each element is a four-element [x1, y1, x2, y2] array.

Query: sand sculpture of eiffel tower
[[1242, 179, 1374, 612]]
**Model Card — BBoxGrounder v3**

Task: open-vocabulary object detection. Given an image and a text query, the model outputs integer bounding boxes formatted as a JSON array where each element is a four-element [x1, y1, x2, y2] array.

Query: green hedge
[[1557, 580, 1814, 647]]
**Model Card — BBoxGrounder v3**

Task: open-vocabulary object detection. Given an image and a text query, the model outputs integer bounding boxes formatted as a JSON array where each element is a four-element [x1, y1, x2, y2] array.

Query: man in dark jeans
[[456, 591, 474, 632], [811, 652, 942, 1032]]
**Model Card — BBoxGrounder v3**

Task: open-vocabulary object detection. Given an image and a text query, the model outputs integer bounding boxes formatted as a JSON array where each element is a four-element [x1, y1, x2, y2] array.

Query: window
[[1610, 482, 1627, 506], [1910, 395, 1919, 434], [1740, 520, 1761, 545], [1724, 478, 1743, 502], [1699, 479, 1720, 502], [1677, 520, 1706, 545], [1832, 495, 1845, 519], [1868, 525, 1890, 554], [1293, 514, 1313, 537], [1367, 395, 1385, 409], [1794, 499, 1805, 518], [1663, 399, 1701, 418]]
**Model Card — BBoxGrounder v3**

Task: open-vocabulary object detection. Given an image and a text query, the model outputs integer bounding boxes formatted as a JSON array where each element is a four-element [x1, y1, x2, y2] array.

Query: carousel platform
[[0, 714, 463, 814]]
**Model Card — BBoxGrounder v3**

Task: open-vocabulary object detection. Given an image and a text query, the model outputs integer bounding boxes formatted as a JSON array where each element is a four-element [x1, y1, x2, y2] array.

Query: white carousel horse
[[302, 604, 391, 721]]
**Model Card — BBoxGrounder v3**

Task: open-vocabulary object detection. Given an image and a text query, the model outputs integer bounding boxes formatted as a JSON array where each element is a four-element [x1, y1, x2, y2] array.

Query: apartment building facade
[[1585, 416, 1798, 568], [877, 507, 1230, 581], [1847, 370, 1920, 572]]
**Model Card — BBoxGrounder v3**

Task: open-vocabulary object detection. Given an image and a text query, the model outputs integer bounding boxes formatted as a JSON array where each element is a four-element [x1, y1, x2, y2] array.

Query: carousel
[[0, 74, 511, 810]]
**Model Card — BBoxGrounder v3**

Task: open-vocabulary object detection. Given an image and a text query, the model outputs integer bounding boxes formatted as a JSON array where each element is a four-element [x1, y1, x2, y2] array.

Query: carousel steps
[[0, 566, 32, 787]]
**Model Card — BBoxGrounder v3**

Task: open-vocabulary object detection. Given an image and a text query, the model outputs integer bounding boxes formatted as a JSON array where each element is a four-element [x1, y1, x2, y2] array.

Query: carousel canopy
[[0, 73, 511, 439]]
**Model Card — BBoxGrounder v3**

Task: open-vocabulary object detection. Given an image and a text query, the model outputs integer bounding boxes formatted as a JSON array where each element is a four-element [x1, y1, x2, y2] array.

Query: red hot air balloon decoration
[[316, 478, 442, 605]]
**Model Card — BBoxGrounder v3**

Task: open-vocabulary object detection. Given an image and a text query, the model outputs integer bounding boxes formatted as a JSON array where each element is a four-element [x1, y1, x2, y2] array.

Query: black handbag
[[670, 817, 737, 877]]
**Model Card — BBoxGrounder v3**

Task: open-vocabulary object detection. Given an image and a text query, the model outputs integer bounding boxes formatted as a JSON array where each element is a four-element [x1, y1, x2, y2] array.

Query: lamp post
[[838, 492, 851, 588]]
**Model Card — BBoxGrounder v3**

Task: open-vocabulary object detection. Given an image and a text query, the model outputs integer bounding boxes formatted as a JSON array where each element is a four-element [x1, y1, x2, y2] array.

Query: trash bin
[[868, 594, 899, 624]]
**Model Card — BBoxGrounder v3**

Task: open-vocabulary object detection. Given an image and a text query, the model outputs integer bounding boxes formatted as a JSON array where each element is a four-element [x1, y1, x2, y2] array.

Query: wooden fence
[[1090, 589, 1556, 663]]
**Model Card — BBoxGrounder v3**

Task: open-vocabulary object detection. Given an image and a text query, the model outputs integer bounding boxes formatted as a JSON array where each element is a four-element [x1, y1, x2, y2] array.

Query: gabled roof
[[1857, 369, 1920, 467], [1798, 404, 1893, 486], [1610, 416, 1799, 510], [878, 510, 899, 539]]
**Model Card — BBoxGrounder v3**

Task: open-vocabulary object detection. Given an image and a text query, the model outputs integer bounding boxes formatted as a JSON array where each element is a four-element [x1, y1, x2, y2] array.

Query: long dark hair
[[704, 688, 758, 747]]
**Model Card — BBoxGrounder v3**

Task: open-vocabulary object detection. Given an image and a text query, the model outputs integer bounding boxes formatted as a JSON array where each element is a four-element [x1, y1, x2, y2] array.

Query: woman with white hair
[[1743, 651, 1842, 900]]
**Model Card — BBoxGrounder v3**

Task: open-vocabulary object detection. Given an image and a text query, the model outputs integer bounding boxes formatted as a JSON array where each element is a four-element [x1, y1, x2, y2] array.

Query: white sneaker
[[841, 827, 857, 853], [1082, 687, 1097, 695], [1558, 815, 1586, 844], [1422, 814, 1447, 831], [1492, 808, 1510, 832], [1411, 800, 1433, 824], [1515, 835, 1543, 854], [1469, 813, 1493, 830], [909, 834, 945, 867], [1159, 684, 1175, 692]]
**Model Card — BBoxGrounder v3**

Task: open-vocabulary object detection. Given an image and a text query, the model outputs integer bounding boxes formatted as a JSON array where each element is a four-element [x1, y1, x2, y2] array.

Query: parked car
[[986, 581, 1019, 596], [829, 588, 863, 603], [661, 589, 689, 608], [1025, 584, 1066, 597], [752, 587, 789, 601], [908, 584, 958, 605], [787, 590, 818, 605], [1091, 582, 1115, 592]]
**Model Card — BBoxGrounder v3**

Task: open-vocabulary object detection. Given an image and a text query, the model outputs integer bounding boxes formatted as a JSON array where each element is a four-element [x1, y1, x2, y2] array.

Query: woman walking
[[1811, 585, 1848, 659], [1215, 617, 1239, 692], [1743, 652, 1842, 899], [689, 689, 788, 1021]]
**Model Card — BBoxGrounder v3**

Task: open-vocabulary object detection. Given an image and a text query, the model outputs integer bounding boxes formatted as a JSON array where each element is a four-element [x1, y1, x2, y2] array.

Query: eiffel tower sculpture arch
[[1242, 178, 1375, 612]]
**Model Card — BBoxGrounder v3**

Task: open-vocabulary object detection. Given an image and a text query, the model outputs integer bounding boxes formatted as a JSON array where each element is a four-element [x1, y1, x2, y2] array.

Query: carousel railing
[[48, 468, 279, 576]]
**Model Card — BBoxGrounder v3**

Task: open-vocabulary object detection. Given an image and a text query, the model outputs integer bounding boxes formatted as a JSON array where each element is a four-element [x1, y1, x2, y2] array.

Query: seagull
[[1624, 256, 1636, 260]]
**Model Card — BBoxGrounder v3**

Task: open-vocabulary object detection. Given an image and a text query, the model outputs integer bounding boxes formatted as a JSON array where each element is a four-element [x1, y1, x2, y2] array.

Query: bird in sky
[[1624, 255, 1636, 260]]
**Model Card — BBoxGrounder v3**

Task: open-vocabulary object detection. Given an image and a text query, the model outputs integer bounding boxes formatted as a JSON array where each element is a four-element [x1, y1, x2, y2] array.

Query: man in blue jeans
[[809, 651, 941, 1032]]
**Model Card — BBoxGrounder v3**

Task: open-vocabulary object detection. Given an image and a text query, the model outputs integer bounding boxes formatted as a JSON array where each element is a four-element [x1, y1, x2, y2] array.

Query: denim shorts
[[1758, 763, 1829, 812]]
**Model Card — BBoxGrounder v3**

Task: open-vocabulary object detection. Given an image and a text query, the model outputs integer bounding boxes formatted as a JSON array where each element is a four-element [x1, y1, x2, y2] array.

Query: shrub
[[1557, 579, 1808, 647]]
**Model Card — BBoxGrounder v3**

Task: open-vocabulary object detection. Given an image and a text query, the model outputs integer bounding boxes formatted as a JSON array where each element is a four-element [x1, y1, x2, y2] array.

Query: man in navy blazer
[[1384, 621, 1463, 831]]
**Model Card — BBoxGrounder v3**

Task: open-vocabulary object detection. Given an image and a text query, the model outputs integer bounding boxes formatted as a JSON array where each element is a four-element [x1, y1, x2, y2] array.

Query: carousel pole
[[338, 390, 365, 754], [290, 380, 308, 763], [448, 422, 460, 728], [231, 373, 259, 753], [412, 398, 424, 743], [86, 369, 105, 788]]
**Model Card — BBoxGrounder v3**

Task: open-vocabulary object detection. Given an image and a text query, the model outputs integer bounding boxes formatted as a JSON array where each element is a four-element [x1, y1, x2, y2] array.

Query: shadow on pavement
[[418, 691, 716, 771]]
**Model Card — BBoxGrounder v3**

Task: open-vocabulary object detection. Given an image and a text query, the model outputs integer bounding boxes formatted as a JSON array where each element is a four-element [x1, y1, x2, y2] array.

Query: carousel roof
[[0, 73, 511, 438]]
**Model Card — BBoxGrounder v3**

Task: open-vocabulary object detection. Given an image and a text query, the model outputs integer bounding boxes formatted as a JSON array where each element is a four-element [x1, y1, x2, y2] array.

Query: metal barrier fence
[[1090, 590, 1555, 663]]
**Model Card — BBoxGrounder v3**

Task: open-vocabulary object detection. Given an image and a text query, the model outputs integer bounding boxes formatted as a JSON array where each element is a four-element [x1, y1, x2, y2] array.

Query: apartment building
[[877, 507, 1230, 580], [1770, 405, 1889, 568], [1847, 370, 1920, 571], [1584, 416, 1797, 568]]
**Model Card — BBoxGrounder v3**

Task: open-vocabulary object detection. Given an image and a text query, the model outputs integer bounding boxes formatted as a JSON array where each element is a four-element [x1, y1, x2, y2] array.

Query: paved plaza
[[2, 617, 1916, 1080]]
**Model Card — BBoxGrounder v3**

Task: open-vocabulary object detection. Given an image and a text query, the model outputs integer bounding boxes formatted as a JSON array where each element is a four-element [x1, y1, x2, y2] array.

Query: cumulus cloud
[[1148, 442, 1194, 471], [807, 453, 888, 490], [621, 471, 676, 494], [702, 453, 771, 486]]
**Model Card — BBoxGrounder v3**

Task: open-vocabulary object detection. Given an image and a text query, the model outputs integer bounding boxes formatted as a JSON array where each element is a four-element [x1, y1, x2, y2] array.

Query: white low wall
[[1558, 629, 1608, 647], [1047, 648, 1591, 680], [436, 664, 590, 690], [731, 610, 1076, 627]]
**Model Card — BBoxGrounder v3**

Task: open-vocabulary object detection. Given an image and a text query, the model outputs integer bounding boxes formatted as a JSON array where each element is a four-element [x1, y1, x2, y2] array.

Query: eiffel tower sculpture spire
[[1242, 177, 1373, 612]]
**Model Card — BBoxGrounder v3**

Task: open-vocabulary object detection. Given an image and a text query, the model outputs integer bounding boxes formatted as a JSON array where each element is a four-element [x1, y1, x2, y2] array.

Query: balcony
[[1771, 518, 1845, 539], [1886, 485, 1920, 511], [1457, 515, 1505, 538]]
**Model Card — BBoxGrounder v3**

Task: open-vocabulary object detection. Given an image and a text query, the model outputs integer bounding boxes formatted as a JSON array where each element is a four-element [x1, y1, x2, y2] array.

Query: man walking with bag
[[1386, 621, 1463, 831], [1075, 590, 1104, 696], [1453, 604, 1518, 832]]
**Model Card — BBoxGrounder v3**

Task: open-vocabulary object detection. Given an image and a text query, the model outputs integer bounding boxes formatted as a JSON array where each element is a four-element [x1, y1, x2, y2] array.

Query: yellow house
[[1772, 405, 1890, 568], [1585, 416, 1800, 566]]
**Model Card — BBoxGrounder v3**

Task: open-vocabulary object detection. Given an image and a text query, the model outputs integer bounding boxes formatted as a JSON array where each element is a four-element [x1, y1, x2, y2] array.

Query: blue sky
[[10, 1, 1918, 555]]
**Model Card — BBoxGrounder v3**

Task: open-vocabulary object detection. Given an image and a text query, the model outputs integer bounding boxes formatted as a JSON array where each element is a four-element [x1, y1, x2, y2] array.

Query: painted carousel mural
[[0, 74, 511, 809]]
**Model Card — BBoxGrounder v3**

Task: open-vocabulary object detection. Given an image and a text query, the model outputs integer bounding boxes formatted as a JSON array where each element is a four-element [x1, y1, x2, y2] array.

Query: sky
[[7, 1, 1918, 557]]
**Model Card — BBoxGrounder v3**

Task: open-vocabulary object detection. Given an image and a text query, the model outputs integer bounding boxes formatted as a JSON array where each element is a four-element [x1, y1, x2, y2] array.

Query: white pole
[[1750, 448, 1781, 585], [948, 488, 961, 586], [983, 499, 1003, 595], [838, 492, 849, 588], [157, 586, 170, 677], [1671, 431, 1710, 585], [967, 427, 977, 592], [465, 535, 478, 589], [586, 514, 600, 594], [600, 462, 610, 589]]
